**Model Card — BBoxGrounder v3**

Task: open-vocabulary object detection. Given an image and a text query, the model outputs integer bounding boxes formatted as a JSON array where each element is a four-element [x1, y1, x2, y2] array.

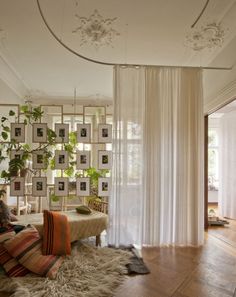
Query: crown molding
[[0, 48, 29, 99], [204, 79, 236, 114]]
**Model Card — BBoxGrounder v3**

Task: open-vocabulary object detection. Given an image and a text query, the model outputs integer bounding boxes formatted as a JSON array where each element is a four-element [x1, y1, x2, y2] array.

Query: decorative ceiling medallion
[[72, 9, 120, 48], [185, 22, 226, 51]]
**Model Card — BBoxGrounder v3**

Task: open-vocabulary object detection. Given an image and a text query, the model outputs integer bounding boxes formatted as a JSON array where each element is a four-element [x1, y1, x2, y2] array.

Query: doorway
[[205, 100, 236, 240]]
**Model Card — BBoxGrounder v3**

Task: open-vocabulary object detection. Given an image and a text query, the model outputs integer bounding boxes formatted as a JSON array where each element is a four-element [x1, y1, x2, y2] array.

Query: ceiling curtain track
[[191, 0, 210, 28], [36, 0, 232, 71]]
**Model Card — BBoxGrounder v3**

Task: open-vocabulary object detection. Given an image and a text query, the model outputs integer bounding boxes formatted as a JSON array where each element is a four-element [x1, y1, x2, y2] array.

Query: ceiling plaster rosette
[[72, 9, 120, 48], [185, 22, 226, 51]]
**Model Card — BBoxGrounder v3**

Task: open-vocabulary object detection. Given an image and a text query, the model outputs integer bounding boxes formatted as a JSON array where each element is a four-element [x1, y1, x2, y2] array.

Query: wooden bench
[[13, 210, 108, 246]]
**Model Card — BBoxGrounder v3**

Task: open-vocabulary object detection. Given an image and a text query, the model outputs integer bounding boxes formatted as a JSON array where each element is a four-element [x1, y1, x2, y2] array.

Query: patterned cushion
[[43, 210, 71, 256], [0, 228, 15, 243], [0, 244, 29, 277], [4, 225, 63, 279]]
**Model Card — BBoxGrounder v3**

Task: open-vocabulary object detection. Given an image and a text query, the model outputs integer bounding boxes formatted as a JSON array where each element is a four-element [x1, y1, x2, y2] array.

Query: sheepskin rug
[[0, 242, 131, 297]]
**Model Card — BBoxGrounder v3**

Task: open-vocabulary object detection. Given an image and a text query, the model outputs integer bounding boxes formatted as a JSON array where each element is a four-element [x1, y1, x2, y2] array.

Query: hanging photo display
[[32, 150, 47, 169], [98, 124, 112, 143], [33, 123, 47, 143], [55, 150, 69, 170], [32, 177, 47, 197], [10, 177, 25, 196], [54, 177, 69, 196], [10, 150, 24, 161], [10, 123, 25, 143], [77, 124, 91, 143], [98, 177, 111, 197], [76, 150, 90, 170], [76, 177, 90, 196], [55, 123, 69, 143], [98, 150, 112, 170]]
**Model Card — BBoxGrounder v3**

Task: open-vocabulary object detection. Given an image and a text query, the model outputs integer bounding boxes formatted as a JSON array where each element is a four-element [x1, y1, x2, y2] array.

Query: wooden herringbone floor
[[114, 221, 236, 297]]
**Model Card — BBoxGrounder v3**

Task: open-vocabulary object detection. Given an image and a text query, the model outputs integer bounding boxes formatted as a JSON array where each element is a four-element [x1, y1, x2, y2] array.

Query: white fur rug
[[0, 243, 131, 297]]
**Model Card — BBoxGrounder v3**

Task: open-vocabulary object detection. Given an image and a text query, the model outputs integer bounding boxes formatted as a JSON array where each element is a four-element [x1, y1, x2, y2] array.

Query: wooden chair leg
[[96, 234, 101, 246], [17, 196, 20, 216]]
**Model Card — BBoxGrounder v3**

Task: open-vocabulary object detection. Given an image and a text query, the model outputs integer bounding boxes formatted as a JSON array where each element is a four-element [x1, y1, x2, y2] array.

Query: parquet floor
[[114, 221, 236, 297]]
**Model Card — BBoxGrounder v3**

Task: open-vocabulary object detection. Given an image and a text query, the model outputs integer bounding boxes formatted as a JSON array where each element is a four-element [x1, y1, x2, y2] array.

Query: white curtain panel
[[143, 67, 204, 246], [109, 66, 204, 247], [108, 66, 146, 247], [219, 111, 236, 219]]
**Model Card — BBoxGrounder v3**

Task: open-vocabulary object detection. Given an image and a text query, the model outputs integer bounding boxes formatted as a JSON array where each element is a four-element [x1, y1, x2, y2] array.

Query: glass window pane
[[208, 130, 218, 147]]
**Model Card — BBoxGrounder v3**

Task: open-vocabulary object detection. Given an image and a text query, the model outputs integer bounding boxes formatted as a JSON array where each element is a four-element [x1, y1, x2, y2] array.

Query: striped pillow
[[0, 227, 15, 243], [0, 244, 29, 277], [43, 210, 71, 256], [4, 225, 63, 279]]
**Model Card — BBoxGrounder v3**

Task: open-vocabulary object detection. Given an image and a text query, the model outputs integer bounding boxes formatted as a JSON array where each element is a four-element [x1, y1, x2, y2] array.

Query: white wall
[[0, 78, 23, 104]]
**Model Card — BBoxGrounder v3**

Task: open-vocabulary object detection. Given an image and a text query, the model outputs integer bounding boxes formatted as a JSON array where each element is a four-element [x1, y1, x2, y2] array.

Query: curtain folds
[[109, 66, 204, 247], [218, 111, 236, 219]]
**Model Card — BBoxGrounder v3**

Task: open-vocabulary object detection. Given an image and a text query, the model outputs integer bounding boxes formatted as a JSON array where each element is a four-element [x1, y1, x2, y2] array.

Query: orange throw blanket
[[43, 210, 71, 256]]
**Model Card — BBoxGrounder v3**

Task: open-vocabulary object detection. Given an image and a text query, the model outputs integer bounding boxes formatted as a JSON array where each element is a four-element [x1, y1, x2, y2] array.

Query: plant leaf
[[1, 117, 7, 123], [1, 132, 8, 140], [3, 126, 10, 132], [9, 110, 15, 116]]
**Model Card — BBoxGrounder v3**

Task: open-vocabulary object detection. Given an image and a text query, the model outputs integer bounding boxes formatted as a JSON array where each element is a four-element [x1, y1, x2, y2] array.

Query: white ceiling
[[0, 0, 236, 103]]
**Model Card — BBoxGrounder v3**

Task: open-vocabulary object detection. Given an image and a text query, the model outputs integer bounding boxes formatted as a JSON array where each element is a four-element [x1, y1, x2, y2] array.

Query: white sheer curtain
[[108, 66, 145, 247], [109, 66, 204, 247], [143, 67, 204, 246], [219, 111, 236, 219]]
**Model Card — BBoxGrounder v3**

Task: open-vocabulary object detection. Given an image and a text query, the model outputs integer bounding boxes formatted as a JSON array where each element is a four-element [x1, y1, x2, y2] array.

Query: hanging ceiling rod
[[191, 0, 210, 28], [36, 0, 232, 71]]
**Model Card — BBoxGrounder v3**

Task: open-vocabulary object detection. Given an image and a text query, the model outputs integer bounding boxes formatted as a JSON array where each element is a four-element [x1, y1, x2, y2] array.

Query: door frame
[[204, 115, 208, 230], [204, 97, 236, 230]]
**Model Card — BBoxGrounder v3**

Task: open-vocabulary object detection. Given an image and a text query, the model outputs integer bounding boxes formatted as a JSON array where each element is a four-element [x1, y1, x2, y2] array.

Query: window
[[208, 129, 219, 191]]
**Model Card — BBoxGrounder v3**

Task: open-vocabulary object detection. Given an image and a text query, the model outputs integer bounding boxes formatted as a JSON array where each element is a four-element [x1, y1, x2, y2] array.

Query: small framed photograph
[[77, 124, 91, 143], [98, 150, 112, 169], [10, 177, 25, 196], [98, 177, 111, 197], [54, 177, 69, 196], [76, 151, 90, 170], [10, 150, 24, 161], [55, 123, 69, 143], [98, 124, 112, 143], [32, 177, 47, 197], [33, 123, 47, 143], [11, 123, 25, 143], [32, 150, 47, 169], [76, 177, 90, 196], [55, 150, 69, 169]]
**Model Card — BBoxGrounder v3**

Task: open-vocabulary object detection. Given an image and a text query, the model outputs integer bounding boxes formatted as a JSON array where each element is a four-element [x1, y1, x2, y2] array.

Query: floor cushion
[[0, 244, 29, 277], [43, 210, 71, 256], [0, 228, 29, 277], [0, 228, 15, 243], [4, 225, 63, 279]]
